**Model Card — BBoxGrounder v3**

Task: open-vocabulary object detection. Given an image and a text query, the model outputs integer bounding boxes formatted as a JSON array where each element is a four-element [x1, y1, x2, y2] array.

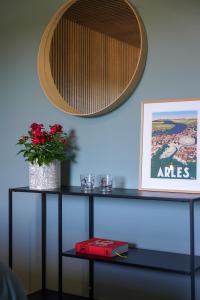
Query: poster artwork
[[151, 111, 197, 179]]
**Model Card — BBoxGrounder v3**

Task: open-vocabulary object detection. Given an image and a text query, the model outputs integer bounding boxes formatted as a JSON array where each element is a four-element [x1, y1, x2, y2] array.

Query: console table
[[8, 186, 200, 300]]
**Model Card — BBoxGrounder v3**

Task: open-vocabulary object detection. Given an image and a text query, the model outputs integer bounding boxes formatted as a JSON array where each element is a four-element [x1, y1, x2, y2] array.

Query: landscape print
[[151, 110, 197, 179]]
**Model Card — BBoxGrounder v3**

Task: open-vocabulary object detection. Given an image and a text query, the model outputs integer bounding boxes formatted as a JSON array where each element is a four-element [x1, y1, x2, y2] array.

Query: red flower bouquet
[[17, 123, 78, 166]]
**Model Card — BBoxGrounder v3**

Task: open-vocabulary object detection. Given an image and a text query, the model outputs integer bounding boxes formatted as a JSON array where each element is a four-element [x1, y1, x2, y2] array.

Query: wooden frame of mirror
[[38, 0, 147, 117]]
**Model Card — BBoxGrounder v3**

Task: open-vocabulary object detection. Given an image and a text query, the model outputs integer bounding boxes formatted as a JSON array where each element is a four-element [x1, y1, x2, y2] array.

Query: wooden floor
[[28, 290, 89, 300]]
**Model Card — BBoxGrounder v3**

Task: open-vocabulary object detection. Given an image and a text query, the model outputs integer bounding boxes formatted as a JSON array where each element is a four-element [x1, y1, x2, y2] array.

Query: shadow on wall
[[61, 161, 71, 187]]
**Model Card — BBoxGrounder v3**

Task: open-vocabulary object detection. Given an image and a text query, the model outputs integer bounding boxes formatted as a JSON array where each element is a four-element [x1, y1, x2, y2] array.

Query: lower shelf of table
[[62, 248, 200, 275], [28, 290, 89, 300]]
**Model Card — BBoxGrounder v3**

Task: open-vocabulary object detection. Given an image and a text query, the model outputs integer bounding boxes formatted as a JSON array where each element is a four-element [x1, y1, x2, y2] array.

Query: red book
[[75, 237, 128, 257]]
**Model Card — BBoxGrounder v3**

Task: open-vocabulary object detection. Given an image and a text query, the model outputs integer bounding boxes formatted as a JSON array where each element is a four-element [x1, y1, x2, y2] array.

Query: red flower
[[30, 123, 38, 131], [61, 139, 67, 144], [40, 138, 45, 144], [30, 123, 44, 132], [50, 124, 63, 135], [33, 138, 40, 145], [50, 127, 57, 135], [32, 128, 42, 138]]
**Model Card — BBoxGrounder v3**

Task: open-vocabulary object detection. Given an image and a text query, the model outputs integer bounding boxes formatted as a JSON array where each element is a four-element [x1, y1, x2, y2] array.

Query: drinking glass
[[80, 174, 95, 191], [98, 174, 113, 192]]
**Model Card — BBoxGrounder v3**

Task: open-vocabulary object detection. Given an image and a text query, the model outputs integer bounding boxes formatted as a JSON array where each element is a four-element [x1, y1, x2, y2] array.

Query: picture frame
[[139, 98, 200, 193]]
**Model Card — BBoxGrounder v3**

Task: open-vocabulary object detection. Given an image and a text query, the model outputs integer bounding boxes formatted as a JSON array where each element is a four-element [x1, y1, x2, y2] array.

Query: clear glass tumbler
[[98, 174, 113, 192], [80, 174, 95, 191]]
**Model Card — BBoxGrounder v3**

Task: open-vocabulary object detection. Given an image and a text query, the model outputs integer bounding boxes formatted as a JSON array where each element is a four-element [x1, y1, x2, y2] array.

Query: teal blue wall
[[1, 0, 200, 299]]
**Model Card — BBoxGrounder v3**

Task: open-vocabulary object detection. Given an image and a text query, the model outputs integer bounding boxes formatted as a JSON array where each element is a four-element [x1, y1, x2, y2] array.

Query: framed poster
[[139, 98, 200, 193]]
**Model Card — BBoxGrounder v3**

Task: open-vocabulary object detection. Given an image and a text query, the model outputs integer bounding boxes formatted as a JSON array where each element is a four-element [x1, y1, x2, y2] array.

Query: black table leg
[[42, 193, 46, 292], [89, 195, 94, 299], [89, 260, 94, 300], [9, 189, 13, 269], [58, 193, 63, 298], [189, 201, 195, 300]]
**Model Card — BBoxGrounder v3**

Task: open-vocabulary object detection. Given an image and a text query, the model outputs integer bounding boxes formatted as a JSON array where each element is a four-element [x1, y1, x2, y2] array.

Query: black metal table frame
[[8, 187, 200, 300]]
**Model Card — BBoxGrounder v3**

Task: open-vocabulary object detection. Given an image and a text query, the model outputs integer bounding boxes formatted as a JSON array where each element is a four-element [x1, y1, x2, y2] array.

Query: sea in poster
[[151, 110, 197, 179]]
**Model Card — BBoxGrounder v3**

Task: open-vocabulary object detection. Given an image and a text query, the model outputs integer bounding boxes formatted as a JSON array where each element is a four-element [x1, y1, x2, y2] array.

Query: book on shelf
[[75, 237, 128, 257]]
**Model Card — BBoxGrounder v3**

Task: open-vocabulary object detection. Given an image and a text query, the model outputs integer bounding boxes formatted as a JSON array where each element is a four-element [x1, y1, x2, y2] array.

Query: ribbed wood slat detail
[[63, 0, 140, 47], [38, 0, 147, 117], [50, 19, 139, 114]]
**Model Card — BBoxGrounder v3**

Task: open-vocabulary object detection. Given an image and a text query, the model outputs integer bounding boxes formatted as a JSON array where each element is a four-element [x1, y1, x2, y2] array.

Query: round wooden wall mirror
[[38, 0, 147, 117]]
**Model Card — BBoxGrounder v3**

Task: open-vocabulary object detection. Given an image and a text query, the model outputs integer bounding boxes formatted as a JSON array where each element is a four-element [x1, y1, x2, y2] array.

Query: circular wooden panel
[[38, 0, 147, 117]]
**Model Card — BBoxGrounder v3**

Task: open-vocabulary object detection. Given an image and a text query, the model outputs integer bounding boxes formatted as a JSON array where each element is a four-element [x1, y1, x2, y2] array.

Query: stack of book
[[75, 237, 128, 257]]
